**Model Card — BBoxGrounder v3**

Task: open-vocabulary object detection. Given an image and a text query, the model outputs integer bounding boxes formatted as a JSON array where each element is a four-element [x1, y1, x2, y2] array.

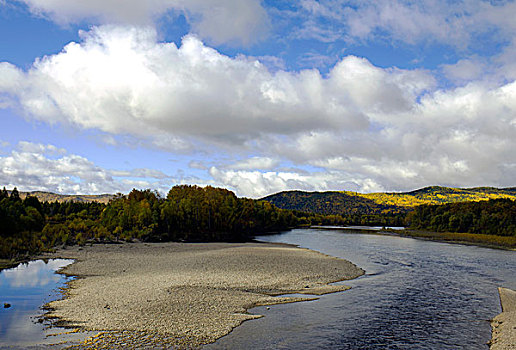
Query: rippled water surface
[[207, 229, 516, 350], [0, 259, 74, 348]]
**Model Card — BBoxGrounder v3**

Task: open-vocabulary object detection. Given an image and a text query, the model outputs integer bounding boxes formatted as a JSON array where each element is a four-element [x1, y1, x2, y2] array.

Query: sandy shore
[[491, 287, 516, 350], [44, 242, 364, 349]]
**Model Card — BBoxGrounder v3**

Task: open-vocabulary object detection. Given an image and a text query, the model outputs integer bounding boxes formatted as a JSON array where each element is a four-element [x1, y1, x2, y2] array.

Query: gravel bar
[[44, 242, 364, 349], [491, 287, 516, 350]]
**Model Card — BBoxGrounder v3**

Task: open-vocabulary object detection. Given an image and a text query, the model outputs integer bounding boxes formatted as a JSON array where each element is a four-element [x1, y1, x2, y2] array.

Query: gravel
[[491, 287, 516, 350], [45, 242, 364, 349]]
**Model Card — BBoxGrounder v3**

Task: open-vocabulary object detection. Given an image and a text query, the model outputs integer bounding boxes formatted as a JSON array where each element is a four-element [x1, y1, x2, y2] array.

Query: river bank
[[243, 229, 515, 349], [43, 242, 364, 349], [0, 259, 17, 271], [397, 230, 516, 250], [491, 288, 516, 350], [313, 226, 516, 250]]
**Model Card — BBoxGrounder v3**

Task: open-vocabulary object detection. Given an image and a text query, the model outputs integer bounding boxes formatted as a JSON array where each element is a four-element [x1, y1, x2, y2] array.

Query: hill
[[9, 185, 516, 210], [14, 191, 113, 204], [261, 191, 407, 216], [262, 186, 516, 217], [356, 186, 516, 207]]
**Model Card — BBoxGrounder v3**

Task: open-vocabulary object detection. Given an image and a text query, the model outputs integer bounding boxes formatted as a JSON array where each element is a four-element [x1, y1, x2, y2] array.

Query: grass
[[395, 229, 516, 250], [0, 259, 19, 271], [321, 225, 516, 250]]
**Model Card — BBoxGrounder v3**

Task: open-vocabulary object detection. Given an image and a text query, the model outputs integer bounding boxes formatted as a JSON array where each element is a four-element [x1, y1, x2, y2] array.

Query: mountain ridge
[[261, 186, 516, 216], [10, 190, 113, 204], [4, 185, 516, 209]]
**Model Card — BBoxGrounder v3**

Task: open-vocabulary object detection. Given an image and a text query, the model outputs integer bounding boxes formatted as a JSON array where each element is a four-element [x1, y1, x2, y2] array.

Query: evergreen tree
[[10, 187, 21, 202], [0, 187, 8, 200]]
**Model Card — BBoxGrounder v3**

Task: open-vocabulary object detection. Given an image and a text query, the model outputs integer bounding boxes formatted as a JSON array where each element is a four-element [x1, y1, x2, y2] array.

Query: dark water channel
[[207, 228, 516, 350], [0, 259, 83, 349]]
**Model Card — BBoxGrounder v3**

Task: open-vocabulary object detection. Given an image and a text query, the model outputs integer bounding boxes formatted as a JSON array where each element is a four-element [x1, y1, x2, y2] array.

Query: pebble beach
[[491, 287, 516, 350], [45, 242, 364, 349]]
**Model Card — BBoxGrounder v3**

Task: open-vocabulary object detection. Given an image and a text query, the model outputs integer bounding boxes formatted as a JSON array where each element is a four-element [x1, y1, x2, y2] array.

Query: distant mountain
[[358, 186, 516, 207], [14, 191, 113, 204], [262, 186, 516, 216], [261, 191, 407, 216], [10, 185, 516, 213]]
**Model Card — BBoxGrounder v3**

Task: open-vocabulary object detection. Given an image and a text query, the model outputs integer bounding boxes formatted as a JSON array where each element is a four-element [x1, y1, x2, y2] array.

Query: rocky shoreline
[[491, 287, 516, 350], [44, 242, 364, 349]]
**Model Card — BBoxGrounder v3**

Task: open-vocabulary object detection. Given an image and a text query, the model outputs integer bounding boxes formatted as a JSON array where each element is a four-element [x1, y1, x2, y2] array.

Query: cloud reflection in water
[[0, 259, 74, 346]]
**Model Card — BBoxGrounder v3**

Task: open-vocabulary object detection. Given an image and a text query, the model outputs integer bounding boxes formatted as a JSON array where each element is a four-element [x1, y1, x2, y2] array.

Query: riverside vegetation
[[0, 185, 298, 261], [1, 185, 516, 263], [263, 187, 516, 248]]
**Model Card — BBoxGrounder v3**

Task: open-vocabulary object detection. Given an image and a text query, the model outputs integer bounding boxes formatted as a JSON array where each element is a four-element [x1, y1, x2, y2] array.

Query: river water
[[207, 228, 516, 350], [0, 259, 81, 349]]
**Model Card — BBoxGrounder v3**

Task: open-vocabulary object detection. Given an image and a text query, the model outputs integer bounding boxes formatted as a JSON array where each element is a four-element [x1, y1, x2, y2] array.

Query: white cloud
[[110, 168, 170, 179], [209, 166, 384, 198], [0, 62, 24, 91], [1, 26, 431, 150], [10, 0, 269, 45], [0, 141, 179, 194], [1, 25, 516, 196], [228, 157, 280, 171], [17, 141, 66, 156], [182, 0, 270, 46], [441, 58, 487, 84], [188, 160, 208, 170], [12, 0, 167, 24], [495, 38, 516, 81], [236, 77, 516, 195], [3, 260, 66, 288], [290, 0, 516, 49]]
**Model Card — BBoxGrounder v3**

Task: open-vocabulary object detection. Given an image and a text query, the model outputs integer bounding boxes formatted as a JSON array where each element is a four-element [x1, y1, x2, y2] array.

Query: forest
[[262, 190, 408, 226], [1, 185, 515, 260], [0, 185, 297, 260], [359, 186, 516, 207], [406, 198, 516, 236]]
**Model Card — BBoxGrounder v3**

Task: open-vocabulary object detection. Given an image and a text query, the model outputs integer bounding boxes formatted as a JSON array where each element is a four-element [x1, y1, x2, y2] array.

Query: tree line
[[262, 190, 407, 226], [1, 185, 515, 260], [0, 185, 297, 259], [406, 198, 516, 236]]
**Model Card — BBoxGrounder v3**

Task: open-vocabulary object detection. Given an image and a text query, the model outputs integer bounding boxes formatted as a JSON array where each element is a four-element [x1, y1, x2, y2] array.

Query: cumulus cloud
[[495, 38, 516, 81], [10, 0, 269, 45], [0, 141, 180, 194], [1, 25, 516, 197], [0, 26, 432, 151], [182, 0, 270, 46], [441, 58, 487, 84], [209, 166, 384, 198], [208, 76, 516, 196], [3, 260, 68, 288]]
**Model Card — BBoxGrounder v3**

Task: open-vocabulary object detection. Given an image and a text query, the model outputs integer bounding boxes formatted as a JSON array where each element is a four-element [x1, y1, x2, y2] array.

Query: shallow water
[[207, 228, 516, 349], [0, 259, 76, 348]]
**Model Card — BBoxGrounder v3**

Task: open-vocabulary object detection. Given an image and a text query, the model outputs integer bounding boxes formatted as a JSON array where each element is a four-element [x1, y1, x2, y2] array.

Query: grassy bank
[[396, 229, 516, 250], [314, 225, 516, 250], [0, 259, 19, 271]]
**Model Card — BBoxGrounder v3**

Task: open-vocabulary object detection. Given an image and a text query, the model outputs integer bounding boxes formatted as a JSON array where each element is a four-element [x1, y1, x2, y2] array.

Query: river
[[0, 259, 90, 349], [207, 228, 516, 349]]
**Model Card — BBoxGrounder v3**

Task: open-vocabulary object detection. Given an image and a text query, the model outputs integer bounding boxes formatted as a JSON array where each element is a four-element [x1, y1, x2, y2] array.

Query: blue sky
[[1, 0, 515, 197]]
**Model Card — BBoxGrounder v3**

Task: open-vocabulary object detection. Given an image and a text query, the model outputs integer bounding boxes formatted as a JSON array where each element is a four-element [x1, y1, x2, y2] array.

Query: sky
[[0, 0, 515, 198]]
